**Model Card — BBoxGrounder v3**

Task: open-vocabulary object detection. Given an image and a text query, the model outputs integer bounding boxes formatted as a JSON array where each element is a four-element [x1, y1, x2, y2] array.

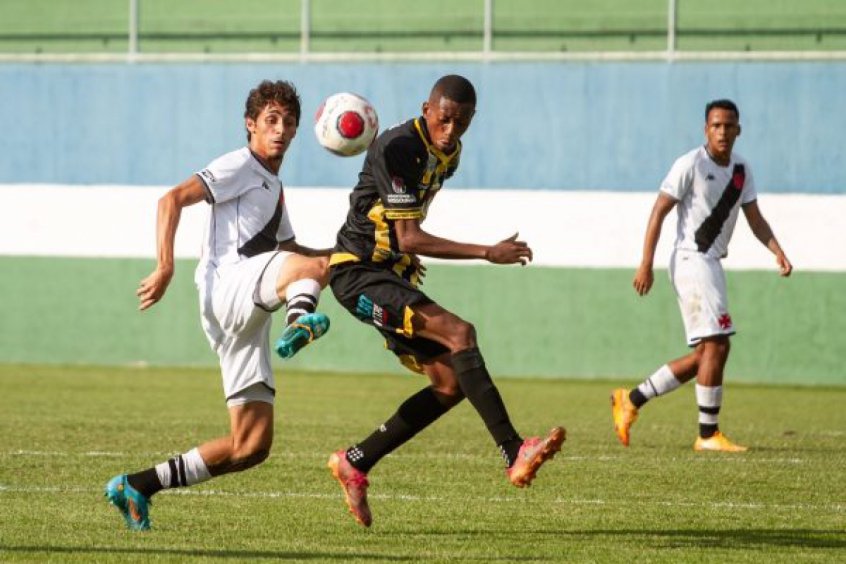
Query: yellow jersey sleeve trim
[[329, 252, 360, 266], [384, 209, 423, 220], [400, 305, 416, 338]]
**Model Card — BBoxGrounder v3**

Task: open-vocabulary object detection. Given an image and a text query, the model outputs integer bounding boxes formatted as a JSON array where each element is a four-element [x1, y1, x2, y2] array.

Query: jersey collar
[[413, 117, 461, 163]]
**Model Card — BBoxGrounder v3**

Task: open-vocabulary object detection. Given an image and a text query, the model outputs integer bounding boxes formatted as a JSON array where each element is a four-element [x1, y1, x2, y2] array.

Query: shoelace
[[346, 473, 369, 490]]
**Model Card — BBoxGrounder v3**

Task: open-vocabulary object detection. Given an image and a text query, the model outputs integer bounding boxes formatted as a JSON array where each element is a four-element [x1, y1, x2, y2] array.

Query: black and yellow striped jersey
[[331, 117, 461, 286]]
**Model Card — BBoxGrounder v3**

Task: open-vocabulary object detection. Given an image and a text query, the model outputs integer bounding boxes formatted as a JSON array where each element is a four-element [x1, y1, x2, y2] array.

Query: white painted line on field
[[2, 484, 842, 513]]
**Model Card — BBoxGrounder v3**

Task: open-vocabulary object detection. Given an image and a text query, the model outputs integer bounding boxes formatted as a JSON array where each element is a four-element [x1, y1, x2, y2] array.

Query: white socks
[[637, 364, 681, 400], [285, 278, 321, 325], [154, 447, 211, 489], [695, 384, 723, 436]]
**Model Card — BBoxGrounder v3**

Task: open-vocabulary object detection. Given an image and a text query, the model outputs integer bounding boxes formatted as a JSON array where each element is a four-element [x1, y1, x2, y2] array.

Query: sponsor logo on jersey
[[385, 193, 416, 205], [262, 181, 270, 191], [372, 302, 388, 327], [199, 169, 216, 183]]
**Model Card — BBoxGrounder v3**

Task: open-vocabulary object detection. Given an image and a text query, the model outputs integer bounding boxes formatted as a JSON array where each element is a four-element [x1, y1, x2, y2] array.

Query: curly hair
[[244, 80, 302, 141]]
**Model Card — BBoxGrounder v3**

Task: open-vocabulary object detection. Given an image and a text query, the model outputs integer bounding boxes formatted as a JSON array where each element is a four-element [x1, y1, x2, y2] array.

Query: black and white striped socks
[[285, 279, 321, 325]]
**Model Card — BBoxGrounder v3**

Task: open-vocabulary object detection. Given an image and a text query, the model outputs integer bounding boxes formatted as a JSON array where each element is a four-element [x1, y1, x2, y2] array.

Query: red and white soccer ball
[[314, 92, 379, 157]]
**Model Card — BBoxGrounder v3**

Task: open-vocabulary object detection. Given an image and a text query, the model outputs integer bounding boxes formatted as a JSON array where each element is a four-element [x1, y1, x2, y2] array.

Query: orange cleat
[[694, 431, 748, 452], [328, 450, 372, 527], [507, 426, 566, 487], [610, 388, 639, 447]]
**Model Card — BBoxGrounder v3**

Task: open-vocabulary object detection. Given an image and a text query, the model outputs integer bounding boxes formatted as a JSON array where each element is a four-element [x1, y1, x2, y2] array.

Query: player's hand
[[633, 264, 654, 296], [776, 253, 793, 277], [486, 233, 533, 266], [137, 267, 173, 311]]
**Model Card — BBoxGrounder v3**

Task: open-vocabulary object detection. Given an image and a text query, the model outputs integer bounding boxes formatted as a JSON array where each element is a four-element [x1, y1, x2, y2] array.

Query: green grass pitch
[[0, 364, 844, 562]]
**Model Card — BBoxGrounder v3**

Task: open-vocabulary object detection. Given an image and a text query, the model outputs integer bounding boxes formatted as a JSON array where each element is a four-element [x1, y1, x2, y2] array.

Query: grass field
[[2, 0, 846, 53], [0, 364, 844, 562]]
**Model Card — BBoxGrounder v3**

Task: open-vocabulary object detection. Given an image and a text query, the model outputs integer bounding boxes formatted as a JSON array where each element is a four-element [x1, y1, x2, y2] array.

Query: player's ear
[[736, 123, 742, 137], [245, 117, 257, 136], [421, 101, 429, 117]]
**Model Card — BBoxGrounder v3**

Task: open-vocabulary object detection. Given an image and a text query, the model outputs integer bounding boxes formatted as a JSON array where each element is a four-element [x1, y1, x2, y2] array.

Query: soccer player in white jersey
[[611, 99, 792, 452], [105, 80, 332, 530]]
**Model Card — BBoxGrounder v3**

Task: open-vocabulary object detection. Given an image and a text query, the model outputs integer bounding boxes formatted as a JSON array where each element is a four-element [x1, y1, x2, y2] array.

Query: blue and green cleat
[[104, 474, 151, 531], [275, 312, 330, 359]]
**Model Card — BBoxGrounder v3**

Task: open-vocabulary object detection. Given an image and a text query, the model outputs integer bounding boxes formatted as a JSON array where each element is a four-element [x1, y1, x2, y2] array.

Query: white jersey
[[194, 147, 294, 287], [660, 146, 757, 259]]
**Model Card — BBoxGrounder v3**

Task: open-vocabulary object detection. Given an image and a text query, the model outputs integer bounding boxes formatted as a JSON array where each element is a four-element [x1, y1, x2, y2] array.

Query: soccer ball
[[314, 92, 379, 157]]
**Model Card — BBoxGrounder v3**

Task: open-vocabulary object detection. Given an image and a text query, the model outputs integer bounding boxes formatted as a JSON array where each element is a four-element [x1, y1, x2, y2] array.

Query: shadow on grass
[[0, 545, 545, 561], [406, 527, 846, 550], [0, 546, 412, 561]]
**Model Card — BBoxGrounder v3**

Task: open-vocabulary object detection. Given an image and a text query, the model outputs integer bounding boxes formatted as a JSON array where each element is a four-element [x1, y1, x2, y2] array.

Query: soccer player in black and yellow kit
[[326, 74, 565, 527]]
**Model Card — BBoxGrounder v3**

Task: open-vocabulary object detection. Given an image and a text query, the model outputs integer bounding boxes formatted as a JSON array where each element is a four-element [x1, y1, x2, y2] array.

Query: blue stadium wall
[[2, 61, 844, 384], [1, 61, 844, 193]]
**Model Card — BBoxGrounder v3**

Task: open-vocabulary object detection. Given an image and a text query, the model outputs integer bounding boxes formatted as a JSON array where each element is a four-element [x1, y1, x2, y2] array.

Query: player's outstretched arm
[[634, 193, 677, 296], [742, 200, 793, 277], [394, 219, 532, 266], [137, 175, 207, 311]]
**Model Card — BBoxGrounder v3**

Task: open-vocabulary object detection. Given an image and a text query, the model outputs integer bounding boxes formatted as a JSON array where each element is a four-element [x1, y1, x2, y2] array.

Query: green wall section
[[1, 256, 842, 385]]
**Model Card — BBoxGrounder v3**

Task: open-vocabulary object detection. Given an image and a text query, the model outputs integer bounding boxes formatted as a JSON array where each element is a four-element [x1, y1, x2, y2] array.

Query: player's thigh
[[330, 263, 433, 337], [410, 302, 475, 348], [217, 315, 277, 401], [227, 396, 274, 450], [670, 250, 733, 345], [214, 252, 290, 330], [383, 329, 451, 375]]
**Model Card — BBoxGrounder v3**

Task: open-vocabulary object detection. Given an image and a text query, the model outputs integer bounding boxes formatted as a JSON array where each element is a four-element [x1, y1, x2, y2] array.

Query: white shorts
[[198, 251, 292, 403], [669, 249, 735, 346]]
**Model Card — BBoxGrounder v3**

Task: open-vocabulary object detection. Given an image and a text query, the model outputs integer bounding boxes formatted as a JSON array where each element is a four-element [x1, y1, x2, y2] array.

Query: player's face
[[246, 102, 298, 168], [422, 96, 475, 153], [704, 108, 741, 164]]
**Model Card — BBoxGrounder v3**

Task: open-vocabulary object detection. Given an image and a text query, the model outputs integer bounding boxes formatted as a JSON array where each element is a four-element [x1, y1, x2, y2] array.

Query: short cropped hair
[[244, 80, 301, 140], [705, 99, 739, 121], [431, 74, 476, 106]]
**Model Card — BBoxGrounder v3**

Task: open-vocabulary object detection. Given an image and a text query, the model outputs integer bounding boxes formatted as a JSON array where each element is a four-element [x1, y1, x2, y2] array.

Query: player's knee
[[448, 320, 477, 351], [432, 383, 464, 407], [299, 256, 329, 287], [701, 336, 730, 360], [311, 256, 330, 287]]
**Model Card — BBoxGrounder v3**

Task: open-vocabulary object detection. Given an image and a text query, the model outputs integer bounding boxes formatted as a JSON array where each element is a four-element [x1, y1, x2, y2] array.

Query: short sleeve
[[371, 138, 426, 220], [659, 155, 694, 201], [196, 150, 252, 204]]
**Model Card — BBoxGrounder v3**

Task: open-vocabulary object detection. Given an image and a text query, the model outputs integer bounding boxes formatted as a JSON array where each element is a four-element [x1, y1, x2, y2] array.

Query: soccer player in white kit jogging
[[611, 99, 792, 452], [105, 80, 331, 530]]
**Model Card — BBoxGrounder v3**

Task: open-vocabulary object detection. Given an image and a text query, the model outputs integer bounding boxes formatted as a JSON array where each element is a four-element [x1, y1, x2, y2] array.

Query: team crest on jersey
[[718, 313, 733, 329], [732, 165, 745, 190], [391, 176, 406, 193]]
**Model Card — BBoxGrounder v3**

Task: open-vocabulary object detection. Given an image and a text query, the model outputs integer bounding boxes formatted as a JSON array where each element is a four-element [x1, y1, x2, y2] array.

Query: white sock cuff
[[652, 364, 681, 395], [695, 384, 723, 408], [154, 448, 212, 489], [285, 278, 321, 304], [183, 447, 211, 486]]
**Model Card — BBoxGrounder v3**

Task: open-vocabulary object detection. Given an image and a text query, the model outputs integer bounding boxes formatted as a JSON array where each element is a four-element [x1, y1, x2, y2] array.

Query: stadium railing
[[1, 0, 846, 61]]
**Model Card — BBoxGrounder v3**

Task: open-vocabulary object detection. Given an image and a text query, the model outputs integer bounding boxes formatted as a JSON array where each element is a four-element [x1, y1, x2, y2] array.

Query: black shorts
[[330, 262, 450, 369]]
